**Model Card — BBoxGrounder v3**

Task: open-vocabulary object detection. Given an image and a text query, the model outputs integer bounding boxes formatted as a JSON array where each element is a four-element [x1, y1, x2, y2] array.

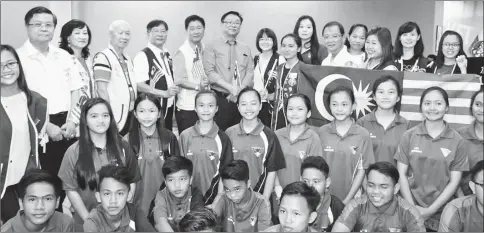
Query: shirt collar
[[183, 39, 205, 53], [367, 111, 407, 125], [165, 186, 192, 205], [97, 204, 131, 231], [237, 119, 265, 136], [415, 120, 454, 139], [460, 121, 483, 142], [193, 121, 219, 138], [108, 43, 127, 60], [141, 128, 159, 140], [471, 195, 484, 221], [327, 45, 348, 59], [23, 39, 59, 58], [368, 195, 398, 215], [279, 123, 312, 141], [148, 42, 168, 54], [11, 210, 58, 232], [221, 36, 237, 45], [328, 119, 359, 137]]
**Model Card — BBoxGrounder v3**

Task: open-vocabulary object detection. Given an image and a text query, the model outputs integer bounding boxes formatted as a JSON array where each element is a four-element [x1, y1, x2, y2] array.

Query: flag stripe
[[402, 90, 478, 99], [403, 80, 482, 91], [401, 96, 471, 107]]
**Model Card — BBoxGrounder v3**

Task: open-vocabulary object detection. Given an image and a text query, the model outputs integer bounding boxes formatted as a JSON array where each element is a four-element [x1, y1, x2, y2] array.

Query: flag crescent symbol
[[315, 74, 352, 121]]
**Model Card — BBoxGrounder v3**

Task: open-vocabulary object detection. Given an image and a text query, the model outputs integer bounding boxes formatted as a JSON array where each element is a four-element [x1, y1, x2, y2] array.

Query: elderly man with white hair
[[93, 20, 137, 135]]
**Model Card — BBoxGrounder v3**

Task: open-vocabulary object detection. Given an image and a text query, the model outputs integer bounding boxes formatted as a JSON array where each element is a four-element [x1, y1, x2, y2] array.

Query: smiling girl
[[345, 24, 368, 67], [364, 27, 398, 71], [393, 22, 429, 72], [427, 30, 468, 75]]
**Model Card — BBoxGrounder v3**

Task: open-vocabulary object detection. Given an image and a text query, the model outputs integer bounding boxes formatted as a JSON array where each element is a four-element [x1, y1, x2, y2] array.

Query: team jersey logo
[[298, 151, 307, 160], [232, 147, 239, 153], [252, 147, 263, 157], [324, 146, 334, 152], [250, 216, 257, 226], [349, 146, 358, 155], [167, 214, 174, 221], [440, 148, 451, 157], [369, 133, 376, 138], [411, 147, 422, 153], [207, 150, 217, 160], [187, 150, 193, 156], [227, 216, 235, 225]]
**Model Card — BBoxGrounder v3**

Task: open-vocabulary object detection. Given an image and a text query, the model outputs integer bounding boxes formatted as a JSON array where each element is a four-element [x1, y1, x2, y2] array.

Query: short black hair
[[221, 11, 243, 23], [366, 161, 400, 185], [220, 160, 250, 182], [195, 89, 218, 106], [255, 28, 278, 53], [419, 86, 449, 111], [393, 21, 424, 59], [185, 15, 205, 30], [300, 156, 329, 178], [178, 207, 221, 232], [162, 155, 193, 178], [147, 19, 168, 32], [280, 181, 320, 212], [97, 165, 133, 191], [326, 85, 356, 118], [427, 54, 437, 60], [24, 6, 58, 27], [470, 160, 484, 183], [237, 87, 261, 105], [16, 169, 62, 199], [322, 21, 345, 36], [285, 93, 312, 112]]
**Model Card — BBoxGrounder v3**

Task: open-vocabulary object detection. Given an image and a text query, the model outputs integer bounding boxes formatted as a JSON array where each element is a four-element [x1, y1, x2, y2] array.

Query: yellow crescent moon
[[315, 74, 352, 121]]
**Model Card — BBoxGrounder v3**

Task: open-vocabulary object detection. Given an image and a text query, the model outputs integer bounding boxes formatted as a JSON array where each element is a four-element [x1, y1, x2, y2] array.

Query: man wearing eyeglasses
[[134, 19, 178, 131], [202, 11, 254, 131], [16, 6, 82, 212], [321, 21, 354, 67], [439, 160, 483, 232]]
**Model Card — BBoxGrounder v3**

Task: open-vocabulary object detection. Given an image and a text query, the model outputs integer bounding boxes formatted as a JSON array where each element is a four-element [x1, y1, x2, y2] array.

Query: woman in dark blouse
[[426, 30, 468, 75], [292, 15, 328, 65], [393, 22, 429, 72]]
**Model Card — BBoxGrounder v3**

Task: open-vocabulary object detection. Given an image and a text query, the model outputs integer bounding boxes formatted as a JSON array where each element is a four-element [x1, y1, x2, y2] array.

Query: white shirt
[[17, 40, 82, 114], [321, 45, 354, 67], [1, 93, 31, 188], [133, 43, 175, 108]]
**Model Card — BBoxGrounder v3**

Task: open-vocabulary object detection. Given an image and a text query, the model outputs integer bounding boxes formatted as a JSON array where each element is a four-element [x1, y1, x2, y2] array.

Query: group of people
[[1, 5, 483, 233]]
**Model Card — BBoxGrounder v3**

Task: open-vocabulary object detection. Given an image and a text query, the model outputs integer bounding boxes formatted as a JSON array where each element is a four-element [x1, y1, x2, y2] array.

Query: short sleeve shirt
[[457, 122, 484, 195], [83, 204, 134, 232], [212, 190, 271, 232], [316, 121, 375, 201], [1, 211, 74, 232], [357, 112, 409, 165], [438, 195, 483, 232], [226, 119, 286, 193], [335, 195, 426, 232], [275, 124, 323, 187], [394, 121, 470, 230]]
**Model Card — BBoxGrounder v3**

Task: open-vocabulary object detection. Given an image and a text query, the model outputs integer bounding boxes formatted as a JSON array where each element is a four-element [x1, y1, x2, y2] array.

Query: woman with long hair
[[364, 27, 398, 70], [58, 98, 140, 228], [393, 22, 428, 72], [345, 24, 368, 67], [1, 44, 48, 222], [293, 15, 328, 65], [427, 30, 468, 75]]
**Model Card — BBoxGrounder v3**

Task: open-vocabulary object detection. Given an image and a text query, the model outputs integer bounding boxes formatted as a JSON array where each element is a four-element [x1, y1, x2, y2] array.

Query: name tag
[[370, 134, 376, 139]]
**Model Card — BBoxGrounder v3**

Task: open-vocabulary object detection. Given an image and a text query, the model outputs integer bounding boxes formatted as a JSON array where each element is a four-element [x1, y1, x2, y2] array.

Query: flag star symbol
[[352, 80, 374, 118]]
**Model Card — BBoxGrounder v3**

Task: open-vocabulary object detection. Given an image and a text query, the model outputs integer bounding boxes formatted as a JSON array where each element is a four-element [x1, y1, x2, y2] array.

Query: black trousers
[[39, 112, 76, 213], [175, 108, 198, 134], [213, 90, 241, 131], [119, 110, 134, 136], [1, 185, 19, 223], [163, 105, 174, 131]]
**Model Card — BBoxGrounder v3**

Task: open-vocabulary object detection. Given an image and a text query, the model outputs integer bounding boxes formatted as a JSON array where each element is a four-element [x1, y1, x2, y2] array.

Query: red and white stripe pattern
[[400, 72, 482, 129]]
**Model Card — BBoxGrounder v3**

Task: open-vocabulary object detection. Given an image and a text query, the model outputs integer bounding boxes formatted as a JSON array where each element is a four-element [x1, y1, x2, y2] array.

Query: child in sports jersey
[[263, 181, 320, 232], [211, 160, 272, 232], [151, 155, 204, 232], [316, 86, 375, 204], [83, 165, 155, 232], [179, 90, 234, 205], [178, 207, 221, 232], [1, 169, 74, 232], [226, 87, 286, 201], [300, 156, 344, 232], [125, 93, 180, 214]]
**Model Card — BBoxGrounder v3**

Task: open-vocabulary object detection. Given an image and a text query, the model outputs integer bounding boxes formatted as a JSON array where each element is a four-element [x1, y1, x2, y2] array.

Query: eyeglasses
[[323, 34, 342, 40], [223, 21, 241, 27], [28, 22, 55, 29], [1, 61, 18, 70], [443, 43, 460, 48], [150, 29, 167, 35]]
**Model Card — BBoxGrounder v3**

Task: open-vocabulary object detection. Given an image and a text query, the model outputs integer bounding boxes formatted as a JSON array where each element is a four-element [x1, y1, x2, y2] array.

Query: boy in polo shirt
[[332, 162, 425, 232], [263, 181, 320, 232], [439, 160, 484, 232], [83, 165, 155, 232], [300, 156, 344, 232], [211, 160, 272, 232], [178, 207, 222, 232], [1, 169, 74, 232], [152, 155, 204, 232]]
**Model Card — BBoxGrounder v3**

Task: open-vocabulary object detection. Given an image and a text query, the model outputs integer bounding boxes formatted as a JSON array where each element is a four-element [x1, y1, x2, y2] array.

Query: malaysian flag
[[400, 72, 482, 129], [192, 46, 208, 90], [149, 63, 165, 92]]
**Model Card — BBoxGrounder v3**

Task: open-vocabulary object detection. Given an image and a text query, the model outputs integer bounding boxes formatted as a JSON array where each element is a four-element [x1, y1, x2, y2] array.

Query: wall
[[1, 1, 437, 58], [75, 1, 436, 58]]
